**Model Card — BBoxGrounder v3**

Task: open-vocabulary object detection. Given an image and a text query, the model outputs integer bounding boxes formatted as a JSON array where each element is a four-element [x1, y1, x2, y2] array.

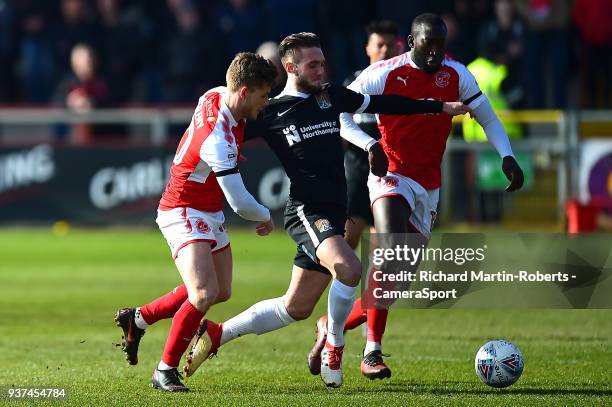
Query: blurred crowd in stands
[[0, 0, 610, 110]]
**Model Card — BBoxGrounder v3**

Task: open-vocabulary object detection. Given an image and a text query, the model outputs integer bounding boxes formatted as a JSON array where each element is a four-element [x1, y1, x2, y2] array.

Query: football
[[475, 340, 524, 388]]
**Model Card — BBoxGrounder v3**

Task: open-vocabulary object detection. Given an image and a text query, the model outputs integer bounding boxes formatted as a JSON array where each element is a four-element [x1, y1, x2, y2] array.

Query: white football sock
[[157, 360, 175, 370], [220, 297, 295, 345], [326, 279, 356, 347], [364, 340, 382, 355], [134, 308, 149, 330]]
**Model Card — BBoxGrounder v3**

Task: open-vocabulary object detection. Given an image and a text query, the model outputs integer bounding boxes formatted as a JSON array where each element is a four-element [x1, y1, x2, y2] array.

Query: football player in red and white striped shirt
[[114, 53, 277, 392], [309, 13, 525, 380]]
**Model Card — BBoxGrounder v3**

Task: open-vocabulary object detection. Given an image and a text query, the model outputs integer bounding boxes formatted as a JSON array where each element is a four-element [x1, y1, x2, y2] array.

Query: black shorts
[[345, 148, 373, 225], [284, 198, 347, 274]]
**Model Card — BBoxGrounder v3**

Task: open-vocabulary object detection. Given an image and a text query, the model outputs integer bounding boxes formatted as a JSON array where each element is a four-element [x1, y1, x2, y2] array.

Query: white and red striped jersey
[[159, 87, 244, 212], [347, 52, 486, 189]]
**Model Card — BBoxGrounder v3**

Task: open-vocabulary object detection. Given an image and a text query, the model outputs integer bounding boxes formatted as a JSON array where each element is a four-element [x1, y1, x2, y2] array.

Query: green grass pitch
[[0, 228, 610, 406]]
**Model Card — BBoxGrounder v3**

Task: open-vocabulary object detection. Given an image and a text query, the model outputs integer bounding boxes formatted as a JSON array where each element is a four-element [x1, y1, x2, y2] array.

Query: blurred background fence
[[0, 107, 610, 231], [1, 0, 611, 231]]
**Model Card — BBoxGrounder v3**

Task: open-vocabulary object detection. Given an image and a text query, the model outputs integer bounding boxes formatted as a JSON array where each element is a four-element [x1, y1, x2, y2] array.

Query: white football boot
[[320, 342, 344, 388]]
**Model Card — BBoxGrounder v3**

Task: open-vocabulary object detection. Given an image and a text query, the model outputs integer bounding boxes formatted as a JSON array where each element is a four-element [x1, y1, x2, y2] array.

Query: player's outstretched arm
[[362, 94, 440, 115], [365, 94, 472, 117], [471, 99, 524, 192], [217, 171, 273, 224]]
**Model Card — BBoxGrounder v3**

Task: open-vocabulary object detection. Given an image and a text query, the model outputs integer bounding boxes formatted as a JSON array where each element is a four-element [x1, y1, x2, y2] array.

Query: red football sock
[[140, 284, 188, 325], [344, 297, 367, 331], [366, 307, 388, 342], [161, 300, 204, 367]]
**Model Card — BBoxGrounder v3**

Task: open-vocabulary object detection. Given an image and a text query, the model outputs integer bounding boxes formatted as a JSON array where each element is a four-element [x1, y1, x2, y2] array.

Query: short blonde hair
[[226, 52, 278, 92]]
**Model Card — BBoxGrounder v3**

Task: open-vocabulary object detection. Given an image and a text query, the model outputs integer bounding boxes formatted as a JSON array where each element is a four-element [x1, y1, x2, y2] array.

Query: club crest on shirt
[[314, 218, 332, 233], [383, 176, 399, 188], [435, 71, 451, 88], [195, 218, 210, 234], [315, 91, 332, 109]]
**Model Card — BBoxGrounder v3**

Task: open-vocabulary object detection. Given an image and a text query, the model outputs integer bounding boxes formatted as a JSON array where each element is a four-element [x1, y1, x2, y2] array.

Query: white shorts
[[156, 207, 230, 259], [368, 172, 439, 238]]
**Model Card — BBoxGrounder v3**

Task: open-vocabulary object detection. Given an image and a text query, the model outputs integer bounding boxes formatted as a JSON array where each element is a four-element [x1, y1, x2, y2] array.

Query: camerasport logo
[[435, 71, 451, 88]]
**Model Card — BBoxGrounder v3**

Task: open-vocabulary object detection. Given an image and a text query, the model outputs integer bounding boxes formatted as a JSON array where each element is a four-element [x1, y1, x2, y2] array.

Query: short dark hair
[[366, 20, 399, 39], [226, 52, 278, 92], [411, 13, 447, 36], [278, 32, 321, 62]]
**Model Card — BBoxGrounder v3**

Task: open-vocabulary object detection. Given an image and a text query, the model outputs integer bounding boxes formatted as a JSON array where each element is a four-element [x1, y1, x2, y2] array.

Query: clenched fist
[[368, 142, 389, 177]]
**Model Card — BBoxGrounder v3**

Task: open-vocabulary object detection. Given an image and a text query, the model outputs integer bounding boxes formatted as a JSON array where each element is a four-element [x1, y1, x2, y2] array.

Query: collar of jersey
[[406, 50, 450, 70], [406, 51, 421, 69], [219, 97, 239, 126], [274, 86, 310, 99]]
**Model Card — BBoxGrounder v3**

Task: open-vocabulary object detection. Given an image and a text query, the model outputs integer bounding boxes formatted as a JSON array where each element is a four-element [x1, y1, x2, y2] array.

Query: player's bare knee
[[189, 286, 219, 312], [215, 287, 231, 304], [344, 270, 361, 287], [333, 257, 362, 287], [345, 233, 360, 251], [285, 302, 313, 321]]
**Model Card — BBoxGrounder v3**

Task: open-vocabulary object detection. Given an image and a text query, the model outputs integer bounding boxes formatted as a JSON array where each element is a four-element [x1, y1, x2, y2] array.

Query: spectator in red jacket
[[53, 43, 112, 144]]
